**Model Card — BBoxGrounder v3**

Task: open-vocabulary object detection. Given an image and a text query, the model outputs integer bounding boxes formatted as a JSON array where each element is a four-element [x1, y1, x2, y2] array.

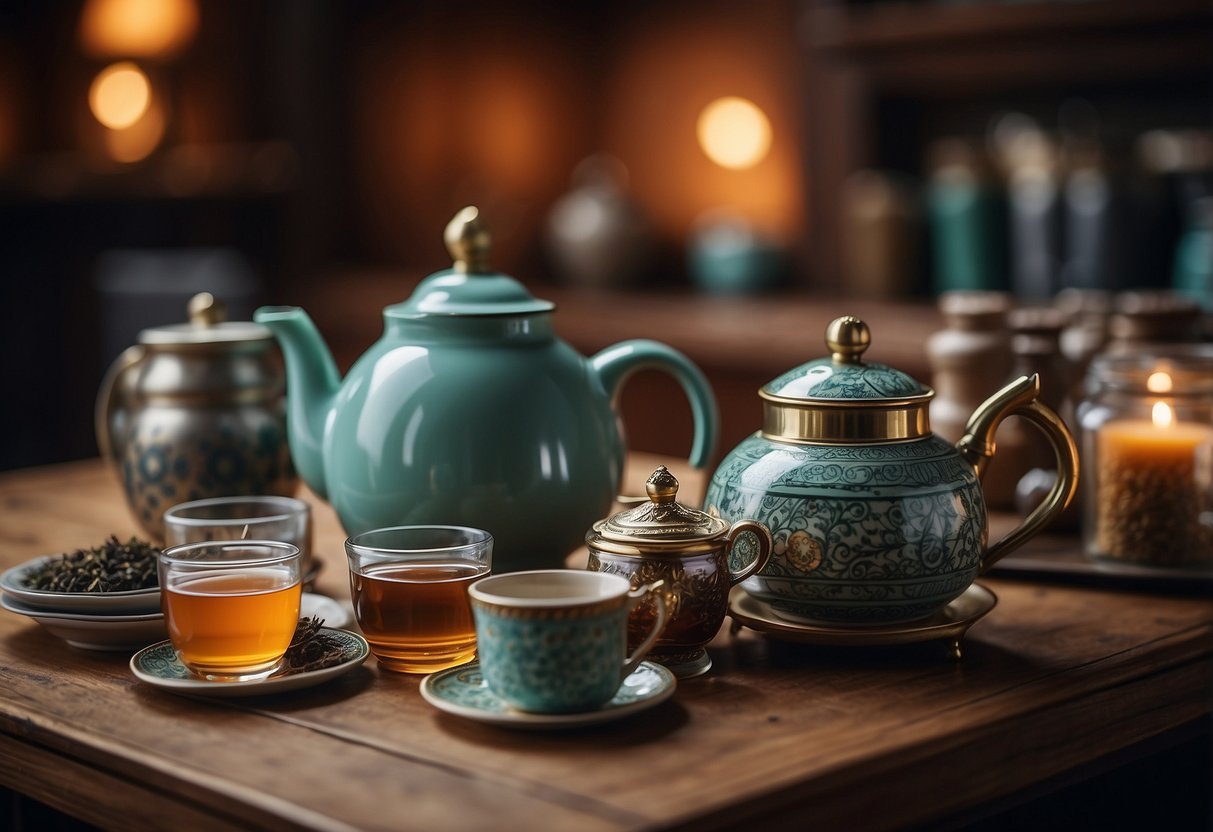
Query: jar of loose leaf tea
[[1076, 347, 1213, 569]]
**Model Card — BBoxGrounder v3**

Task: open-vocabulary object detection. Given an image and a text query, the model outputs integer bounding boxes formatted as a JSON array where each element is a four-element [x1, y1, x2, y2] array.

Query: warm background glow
[[1146, 371, 1173, 393], [697, 96, 771, 170], [89, 62, 151, 129], [79, 0, 199, 59]]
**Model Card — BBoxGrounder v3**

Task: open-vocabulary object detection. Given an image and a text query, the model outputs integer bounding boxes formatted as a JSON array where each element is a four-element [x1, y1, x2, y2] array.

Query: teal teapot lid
[[760, 316, 933, 444], [390, 207, 555, 318]]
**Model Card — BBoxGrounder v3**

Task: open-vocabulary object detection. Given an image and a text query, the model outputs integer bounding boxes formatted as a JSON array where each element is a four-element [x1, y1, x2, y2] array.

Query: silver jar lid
[[138, 293, 273, 346]]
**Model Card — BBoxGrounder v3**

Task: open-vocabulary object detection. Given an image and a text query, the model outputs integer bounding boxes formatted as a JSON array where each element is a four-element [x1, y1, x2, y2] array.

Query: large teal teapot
[[255, 208, 718, 572]]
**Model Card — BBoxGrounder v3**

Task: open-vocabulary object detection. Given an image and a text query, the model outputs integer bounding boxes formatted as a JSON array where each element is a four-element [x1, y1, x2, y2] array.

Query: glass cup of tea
[[344, 526, 492, 674], [158, 540, 303, 681], [163, 496, 316, 586]]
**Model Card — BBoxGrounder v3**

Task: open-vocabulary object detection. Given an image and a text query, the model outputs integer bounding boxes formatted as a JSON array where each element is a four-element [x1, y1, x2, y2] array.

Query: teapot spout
[[254, 306, 340, 499]]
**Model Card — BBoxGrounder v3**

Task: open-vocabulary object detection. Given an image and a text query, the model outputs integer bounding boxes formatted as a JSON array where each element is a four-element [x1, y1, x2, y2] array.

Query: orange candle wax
[[1095, 406, 1213, 565]]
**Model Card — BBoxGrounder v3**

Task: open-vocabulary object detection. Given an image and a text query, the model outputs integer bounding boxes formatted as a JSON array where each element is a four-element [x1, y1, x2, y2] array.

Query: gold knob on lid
[[826, 316, 870, 364], [444, 206, 492, 274], [645, 465, 679, 505], [187, 292, 225, 327]]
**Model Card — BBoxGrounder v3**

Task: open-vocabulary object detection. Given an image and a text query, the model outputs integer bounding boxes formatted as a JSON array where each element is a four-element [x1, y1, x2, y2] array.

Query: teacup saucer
[[728, 584, 997, 660], [420, 661, 677, 730], [130, 628, 370, 697]]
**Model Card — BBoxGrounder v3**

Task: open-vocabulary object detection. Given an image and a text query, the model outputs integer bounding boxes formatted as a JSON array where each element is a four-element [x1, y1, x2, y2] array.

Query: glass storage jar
[[1076, 348, 1213, 569]]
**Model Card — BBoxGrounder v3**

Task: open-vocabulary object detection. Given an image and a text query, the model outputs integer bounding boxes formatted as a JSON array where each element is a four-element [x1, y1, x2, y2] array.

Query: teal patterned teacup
[[468, 570, 668, 714]]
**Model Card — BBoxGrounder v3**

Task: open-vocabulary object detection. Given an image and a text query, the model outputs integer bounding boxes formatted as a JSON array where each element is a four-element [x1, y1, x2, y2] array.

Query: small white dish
[[2, 591, 347, 652], [420, 661, 676, 730], [130, 628, 370, 698], [0, 593, 166, 651], [1, 554, 160, 614], [299, 592, 352, 629]]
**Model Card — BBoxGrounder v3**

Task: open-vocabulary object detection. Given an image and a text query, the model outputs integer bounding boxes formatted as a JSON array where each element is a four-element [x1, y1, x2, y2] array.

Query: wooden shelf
[[808, 0, 1212, 54]]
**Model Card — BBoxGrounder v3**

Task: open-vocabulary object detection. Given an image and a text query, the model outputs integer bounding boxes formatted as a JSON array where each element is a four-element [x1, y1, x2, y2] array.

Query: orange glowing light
[[696, 96, 771, 170], [79, 0, 199, 59], [1146, 372, 1173, 394], [89, 62, 151, 130]]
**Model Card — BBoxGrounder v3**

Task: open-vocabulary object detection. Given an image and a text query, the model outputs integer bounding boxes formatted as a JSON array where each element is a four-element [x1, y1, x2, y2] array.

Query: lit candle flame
[[1152, 400, 1174, 429], [1146, 372, 1173, 393]]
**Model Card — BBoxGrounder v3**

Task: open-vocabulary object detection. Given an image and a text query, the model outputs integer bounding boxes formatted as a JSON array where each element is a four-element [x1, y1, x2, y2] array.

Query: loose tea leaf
[[26, 536, 159, 593], [282, 615, 347, 674]]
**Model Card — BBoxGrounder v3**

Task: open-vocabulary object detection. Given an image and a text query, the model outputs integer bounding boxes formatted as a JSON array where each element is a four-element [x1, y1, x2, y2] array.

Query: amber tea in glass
[[160, 540, 302, 681], [346, 526, 492, 673]]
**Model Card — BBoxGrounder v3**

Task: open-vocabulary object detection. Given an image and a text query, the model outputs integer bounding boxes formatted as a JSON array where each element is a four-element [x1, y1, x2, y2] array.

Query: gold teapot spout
[[957, 374, 1080, 573]]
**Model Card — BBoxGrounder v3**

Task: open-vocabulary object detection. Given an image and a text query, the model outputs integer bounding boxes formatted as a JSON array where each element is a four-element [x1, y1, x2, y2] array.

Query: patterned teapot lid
[[759, 317, 934, 443], [389, 206, 555, 318], [593, 466, 726, 544]]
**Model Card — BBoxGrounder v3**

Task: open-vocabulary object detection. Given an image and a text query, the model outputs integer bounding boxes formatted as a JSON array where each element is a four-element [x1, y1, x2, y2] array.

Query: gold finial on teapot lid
[[826, 316, 870, 364], [444, 206, 493, 275], [645, 465, 680, 505], [187, 292, 225, 327]]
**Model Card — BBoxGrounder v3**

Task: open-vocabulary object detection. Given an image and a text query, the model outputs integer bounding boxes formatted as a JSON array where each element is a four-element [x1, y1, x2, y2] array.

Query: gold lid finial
[[645, 466, 679, 505], [444, 206, 492, 274], [826, 316, 870, 364], [187, 292, 225, 327]]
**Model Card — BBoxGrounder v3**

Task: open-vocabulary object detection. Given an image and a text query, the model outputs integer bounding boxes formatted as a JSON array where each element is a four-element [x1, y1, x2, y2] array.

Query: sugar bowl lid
[[759, 316, 934, 444], [591, 466, 726, 549]]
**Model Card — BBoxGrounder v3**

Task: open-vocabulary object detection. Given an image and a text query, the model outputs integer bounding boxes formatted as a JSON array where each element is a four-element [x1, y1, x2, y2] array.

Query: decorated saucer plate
[[1, 555, 161, 614], [420, 661, 676, 730], [728, 583, 997, 657], [130, 628, 370, 698]]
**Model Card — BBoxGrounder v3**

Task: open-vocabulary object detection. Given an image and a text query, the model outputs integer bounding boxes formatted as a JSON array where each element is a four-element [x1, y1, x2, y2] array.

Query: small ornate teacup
[[468, 570, 668, 714]]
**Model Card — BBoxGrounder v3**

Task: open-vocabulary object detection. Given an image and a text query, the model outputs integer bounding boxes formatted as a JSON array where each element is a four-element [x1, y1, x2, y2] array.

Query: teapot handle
[[95, 345, 146, 470], [725, 519, 772, 585], [956, 374, 1079, 574], [590, 340, 719, 468]]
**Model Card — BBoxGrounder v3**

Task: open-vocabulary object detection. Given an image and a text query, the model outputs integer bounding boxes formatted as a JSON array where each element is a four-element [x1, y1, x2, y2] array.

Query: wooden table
[[1, 458, 1210, 831]]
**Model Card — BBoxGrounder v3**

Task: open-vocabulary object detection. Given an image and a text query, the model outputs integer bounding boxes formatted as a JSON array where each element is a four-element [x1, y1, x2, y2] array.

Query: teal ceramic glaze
[[704, 316, 1079, 626], [468, 570, 667, 714], [255, 208, 718, 573]]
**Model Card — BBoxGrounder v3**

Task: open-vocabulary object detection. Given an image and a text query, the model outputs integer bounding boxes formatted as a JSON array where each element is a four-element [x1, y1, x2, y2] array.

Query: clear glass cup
[[345, 526, 492, 674], [159, 540, 303, 681], [163, 496, 315, 585]]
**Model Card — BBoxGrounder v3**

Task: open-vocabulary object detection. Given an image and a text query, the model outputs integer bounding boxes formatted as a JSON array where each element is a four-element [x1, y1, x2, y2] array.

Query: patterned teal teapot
[[705, 316, 1078, 626], [255, 208, 718, 573]]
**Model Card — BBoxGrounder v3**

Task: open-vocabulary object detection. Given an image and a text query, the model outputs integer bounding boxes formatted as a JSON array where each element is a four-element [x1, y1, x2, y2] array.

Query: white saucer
[[130, 628, 370, 697], [0, 593, 167, 650], [420, 661, 676, 730], [1, 554, 160, 614], [300, 592, 352, 629], [2, 591, 349, 652]]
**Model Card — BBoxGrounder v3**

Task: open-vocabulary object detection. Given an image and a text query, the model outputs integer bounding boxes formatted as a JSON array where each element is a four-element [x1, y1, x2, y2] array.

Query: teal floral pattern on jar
[[706, 434, 986, 625]]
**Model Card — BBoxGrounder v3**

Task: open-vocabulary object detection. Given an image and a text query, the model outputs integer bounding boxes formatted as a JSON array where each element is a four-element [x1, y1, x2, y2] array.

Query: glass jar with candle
[[1077, 348, 1213, 569]]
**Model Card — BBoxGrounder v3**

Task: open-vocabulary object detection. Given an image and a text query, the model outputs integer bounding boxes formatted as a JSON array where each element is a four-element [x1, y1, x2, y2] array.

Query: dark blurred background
[[1, 0, 1210, 471]]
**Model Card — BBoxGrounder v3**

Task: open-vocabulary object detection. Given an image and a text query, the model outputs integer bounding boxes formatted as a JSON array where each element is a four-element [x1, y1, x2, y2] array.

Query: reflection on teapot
[[705, 316, 1078, 626], [256, 207, 719, 573]]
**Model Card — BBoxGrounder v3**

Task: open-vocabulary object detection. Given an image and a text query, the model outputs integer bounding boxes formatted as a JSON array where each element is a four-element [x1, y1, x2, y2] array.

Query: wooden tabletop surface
[[1, 457, 1210, 831]]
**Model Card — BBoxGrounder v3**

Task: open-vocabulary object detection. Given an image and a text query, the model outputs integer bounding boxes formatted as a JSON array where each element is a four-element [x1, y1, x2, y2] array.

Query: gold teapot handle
[[725, 520, 772, 585], [95, 345, 145, 469], [956, 374, 1080, 573]]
